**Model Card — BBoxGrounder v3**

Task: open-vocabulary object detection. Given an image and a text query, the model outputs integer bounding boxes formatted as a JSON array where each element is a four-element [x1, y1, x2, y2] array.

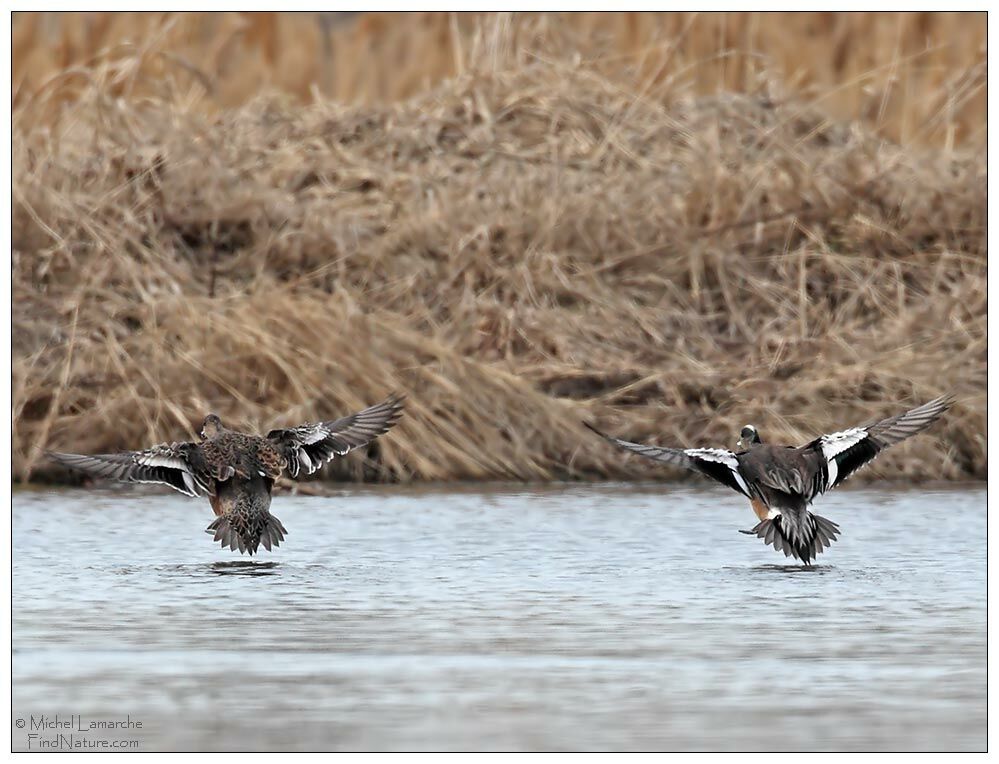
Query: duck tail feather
[[207, 516, 235, 550], [745, 519, 784, 555], [744, 513, 841, 565], [207, 513, 284, 556], [259, 514, 287, 552]]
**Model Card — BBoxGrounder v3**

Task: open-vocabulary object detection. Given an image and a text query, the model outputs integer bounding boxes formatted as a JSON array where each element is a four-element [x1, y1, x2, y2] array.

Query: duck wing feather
[[267, 393, 405, 478], [801, 395, 954, 496], [583, 422, 751, 498], [48, 442, 213, 497]]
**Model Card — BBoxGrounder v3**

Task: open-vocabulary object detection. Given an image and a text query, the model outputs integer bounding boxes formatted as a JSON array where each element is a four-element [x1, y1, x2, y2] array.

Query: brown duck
[[586, 396, 953, 565], [48, 394, 405, 555]]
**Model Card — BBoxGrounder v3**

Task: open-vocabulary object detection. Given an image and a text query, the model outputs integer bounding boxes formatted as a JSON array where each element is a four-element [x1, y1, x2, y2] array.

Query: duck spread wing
[[583, 422, 751, 497], [48, 442, 213, 497], [266, 393, 405, 478], [802, 395, 954, 494]]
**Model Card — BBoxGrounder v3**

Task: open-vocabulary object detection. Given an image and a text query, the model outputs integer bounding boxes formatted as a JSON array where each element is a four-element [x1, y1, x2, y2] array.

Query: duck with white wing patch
[[585, 396, 953, 565]]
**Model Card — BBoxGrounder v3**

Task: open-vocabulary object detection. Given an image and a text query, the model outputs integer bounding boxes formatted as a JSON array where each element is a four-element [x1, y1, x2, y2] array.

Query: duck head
[[737, 424, 761, 450], [200, 414, 223, 439]]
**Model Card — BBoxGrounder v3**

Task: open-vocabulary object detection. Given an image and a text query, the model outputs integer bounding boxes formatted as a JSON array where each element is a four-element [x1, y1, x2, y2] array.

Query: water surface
[[13, 483, 985, 751]]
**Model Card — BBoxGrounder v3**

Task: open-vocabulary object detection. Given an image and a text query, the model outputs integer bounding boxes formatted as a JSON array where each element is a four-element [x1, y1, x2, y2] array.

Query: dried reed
[[13, 12, 986, 149], [13, 21, 985, 485]]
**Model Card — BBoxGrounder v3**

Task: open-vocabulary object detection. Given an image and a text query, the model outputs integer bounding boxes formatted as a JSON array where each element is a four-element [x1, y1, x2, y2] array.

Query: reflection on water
[[12, 483, 986, 751], [743, 563, 836, 575], [208, 561, 281, 577]]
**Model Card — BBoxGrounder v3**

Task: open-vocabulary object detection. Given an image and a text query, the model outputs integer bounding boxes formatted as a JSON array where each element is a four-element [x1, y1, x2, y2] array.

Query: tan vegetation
[[13, 15, 985, 485], [14, 12, 986, 149]]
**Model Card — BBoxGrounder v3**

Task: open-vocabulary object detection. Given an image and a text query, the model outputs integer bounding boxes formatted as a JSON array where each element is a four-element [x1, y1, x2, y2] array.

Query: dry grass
[[13, 12, 986, 149], [13, 20, 985, 486]]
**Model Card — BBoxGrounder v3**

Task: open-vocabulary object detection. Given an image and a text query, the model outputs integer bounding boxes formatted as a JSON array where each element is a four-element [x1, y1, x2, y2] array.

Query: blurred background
[[11, 14, 988, 754], [11, 12, 986, 146], [13, 12, 986, 484]]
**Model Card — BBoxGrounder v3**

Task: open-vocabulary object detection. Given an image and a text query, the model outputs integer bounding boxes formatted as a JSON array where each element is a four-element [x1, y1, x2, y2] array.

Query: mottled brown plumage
[[48, 393, 405, 554], [198, 427, 285, 481]]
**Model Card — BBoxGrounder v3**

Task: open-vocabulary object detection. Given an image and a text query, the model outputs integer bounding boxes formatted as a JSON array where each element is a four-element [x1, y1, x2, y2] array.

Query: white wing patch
[[685, 447, 737, 462], [818, 427, 869, 490], [285, 425, 348, 476], [301, 428, 329, 445], [819, 427, 869, 458], [298, 449, 314, 474], [136, 453, 187, 470], [134, 451, 204, 496], [685, 447, 751, 496]]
